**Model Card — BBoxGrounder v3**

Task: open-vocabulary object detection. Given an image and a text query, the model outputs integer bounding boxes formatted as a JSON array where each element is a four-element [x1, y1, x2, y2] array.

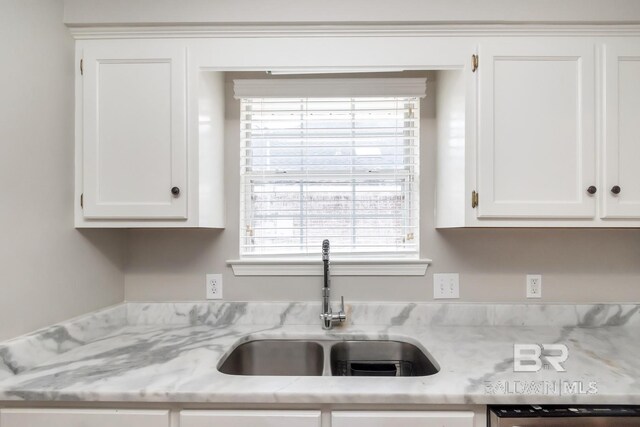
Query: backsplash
[[127, 302, 640, 328]]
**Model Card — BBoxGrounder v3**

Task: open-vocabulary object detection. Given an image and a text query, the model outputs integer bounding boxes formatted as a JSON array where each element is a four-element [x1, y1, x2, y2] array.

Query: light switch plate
[[433, 273, 460, 299], [206, 274, 223, 300]]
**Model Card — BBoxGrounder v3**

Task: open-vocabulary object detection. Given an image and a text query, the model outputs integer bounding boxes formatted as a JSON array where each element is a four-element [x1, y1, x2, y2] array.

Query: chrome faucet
[[320, 239, 346, 330]]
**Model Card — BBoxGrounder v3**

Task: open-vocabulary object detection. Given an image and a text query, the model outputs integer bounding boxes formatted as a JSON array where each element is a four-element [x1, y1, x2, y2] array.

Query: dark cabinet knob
[[587, 186, 597, 195], [171, 187, 180, 196], [611, 185, 621, 195]]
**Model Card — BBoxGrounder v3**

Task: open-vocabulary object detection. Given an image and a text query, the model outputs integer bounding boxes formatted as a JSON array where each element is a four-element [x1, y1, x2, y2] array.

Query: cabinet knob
[[611, 185, 621, 195], [587, 186, 597, 195], [171, 186, 180, 196]]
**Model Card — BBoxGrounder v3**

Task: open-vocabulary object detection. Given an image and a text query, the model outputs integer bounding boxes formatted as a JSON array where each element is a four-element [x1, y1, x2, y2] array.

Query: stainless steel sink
[[330, 340, 439, 377], [218, 338, 439, 377], [218, 340, 324, 376]]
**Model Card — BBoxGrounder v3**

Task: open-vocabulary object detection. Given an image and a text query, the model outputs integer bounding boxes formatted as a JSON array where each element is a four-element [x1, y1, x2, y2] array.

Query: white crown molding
[[68, 23, 640, 40], [227, 258, 431, 276]]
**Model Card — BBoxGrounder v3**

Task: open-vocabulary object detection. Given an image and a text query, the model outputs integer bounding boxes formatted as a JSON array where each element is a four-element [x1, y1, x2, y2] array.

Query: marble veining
[[0, 304, 126, 381], [0, 302, 638, 404], [124, 301, 640, 328]]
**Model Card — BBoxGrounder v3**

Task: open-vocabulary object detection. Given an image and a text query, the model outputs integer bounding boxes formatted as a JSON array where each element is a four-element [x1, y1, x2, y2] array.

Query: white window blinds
[[235, 78, 426, 259]]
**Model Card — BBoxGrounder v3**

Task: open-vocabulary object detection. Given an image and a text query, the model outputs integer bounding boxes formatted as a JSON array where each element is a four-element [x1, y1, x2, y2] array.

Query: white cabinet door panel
[[82, 44, 187, 219], [0, 408, 169, 427], [180, 410, 321, 427], [332, 411, 475, 427], [603, 41, 640, 218], [477, 40, 596, 218]]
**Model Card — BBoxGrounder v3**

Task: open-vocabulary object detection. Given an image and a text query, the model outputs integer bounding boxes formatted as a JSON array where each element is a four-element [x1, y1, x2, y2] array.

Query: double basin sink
[[218, 339, 439, 377]]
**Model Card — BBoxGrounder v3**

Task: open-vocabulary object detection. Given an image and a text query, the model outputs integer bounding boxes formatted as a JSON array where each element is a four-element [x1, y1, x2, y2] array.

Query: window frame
[[228, 78, 431, 275]]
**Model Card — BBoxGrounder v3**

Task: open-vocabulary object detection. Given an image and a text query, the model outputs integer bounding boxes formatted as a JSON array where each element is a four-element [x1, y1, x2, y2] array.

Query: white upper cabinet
[[437, 37, 640, 227], [602, 40, 640, 219], [82, 44, 187, 219], [477, 39, 597, 219], [75, 40, 225, 228], [73, 34, 640, 229]]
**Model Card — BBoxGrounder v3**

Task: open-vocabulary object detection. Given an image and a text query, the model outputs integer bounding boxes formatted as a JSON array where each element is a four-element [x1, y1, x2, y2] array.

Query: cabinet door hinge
[[471, 191, 479, 208], [80, 59, 83, 75], [80, 193, 84, 208], [471, 54, 479, 72]]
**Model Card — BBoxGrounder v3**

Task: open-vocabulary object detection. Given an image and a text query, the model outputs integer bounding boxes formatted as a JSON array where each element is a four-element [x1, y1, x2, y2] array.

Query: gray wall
[[125, 72, 640, 303], [0, 0, 126, 341], [63, 0, 640, 25]]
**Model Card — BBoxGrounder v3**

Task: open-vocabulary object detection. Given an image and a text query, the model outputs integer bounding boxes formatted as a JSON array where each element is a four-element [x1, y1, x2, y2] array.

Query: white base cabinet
[[0, 408, 480, 427], [332, 411, 475, 427], [180, 410, 321, 427], [0, 408, 170, 427]]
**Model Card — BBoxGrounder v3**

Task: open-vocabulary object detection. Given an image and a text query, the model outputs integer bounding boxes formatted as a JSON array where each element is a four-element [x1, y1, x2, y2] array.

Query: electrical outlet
[[526, 274, 542, 298], [206, 274, 223, 300], [433, 273, 460, 299]]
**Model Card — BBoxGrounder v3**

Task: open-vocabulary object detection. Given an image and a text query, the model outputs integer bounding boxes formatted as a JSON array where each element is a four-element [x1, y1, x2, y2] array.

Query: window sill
[[226, 259, 431, 276]]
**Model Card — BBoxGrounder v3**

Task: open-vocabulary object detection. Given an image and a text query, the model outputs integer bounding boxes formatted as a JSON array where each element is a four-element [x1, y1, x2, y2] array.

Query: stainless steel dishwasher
[[489, 405, 640, 426]]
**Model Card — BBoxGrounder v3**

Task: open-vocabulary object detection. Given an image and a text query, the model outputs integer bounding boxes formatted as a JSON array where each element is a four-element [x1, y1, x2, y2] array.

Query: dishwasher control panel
[[489, 405, 640, 427]]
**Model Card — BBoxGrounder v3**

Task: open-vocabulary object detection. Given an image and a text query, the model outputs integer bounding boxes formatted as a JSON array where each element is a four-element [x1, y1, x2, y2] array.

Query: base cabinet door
[[332, 411, 475, 427], [180, 410, 321, 427], [603, 40, 640, 218], [0, 409, 170, 427], [477, 39, 596, 219]]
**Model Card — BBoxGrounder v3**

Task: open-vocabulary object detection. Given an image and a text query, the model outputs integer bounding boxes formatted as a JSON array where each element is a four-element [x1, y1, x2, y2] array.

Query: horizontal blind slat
[[245, 226, 417, 231], [240, 136, 419, 141], [242, 125, 419, 131], [240, 97, 421, 102], [242, 145, 418, 150], [240, 174, 417, 179], [240, 244, 416, 252]]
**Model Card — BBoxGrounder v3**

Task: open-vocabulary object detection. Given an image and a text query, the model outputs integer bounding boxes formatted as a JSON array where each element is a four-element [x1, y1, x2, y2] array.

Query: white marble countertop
[[0, 302, 638, 405]]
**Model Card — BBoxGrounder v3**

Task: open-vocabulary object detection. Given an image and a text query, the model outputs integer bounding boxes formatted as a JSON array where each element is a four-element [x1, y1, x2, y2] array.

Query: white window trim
[[227, 258, 431, 276], [235, 77, 426, 268]]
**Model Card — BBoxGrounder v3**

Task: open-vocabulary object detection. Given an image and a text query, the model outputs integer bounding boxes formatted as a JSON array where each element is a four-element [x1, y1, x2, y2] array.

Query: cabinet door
[[82, 44, 187, 219], [0, 408, 169, 427], [180, 410, 321, 427], [332, 411, 475, 427], [477, 39, 596, 218], [603, 41, 640, 218]]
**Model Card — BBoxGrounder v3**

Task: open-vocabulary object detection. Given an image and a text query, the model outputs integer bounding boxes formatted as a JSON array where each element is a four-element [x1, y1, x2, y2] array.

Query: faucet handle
[[340, 295, 345, 312]]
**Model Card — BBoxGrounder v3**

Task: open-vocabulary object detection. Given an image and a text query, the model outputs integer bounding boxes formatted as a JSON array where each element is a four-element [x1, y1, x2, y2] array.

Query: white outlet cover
[[433, 273, 460, 299], [206, 273, 223, 300], [526, 274, 542, 298]]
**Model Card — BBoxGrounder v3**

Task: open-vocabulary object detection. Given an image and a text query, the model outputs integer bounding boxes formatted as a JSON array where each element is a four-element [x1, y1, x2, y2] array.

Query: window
[[235, 78, 426, 260]]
